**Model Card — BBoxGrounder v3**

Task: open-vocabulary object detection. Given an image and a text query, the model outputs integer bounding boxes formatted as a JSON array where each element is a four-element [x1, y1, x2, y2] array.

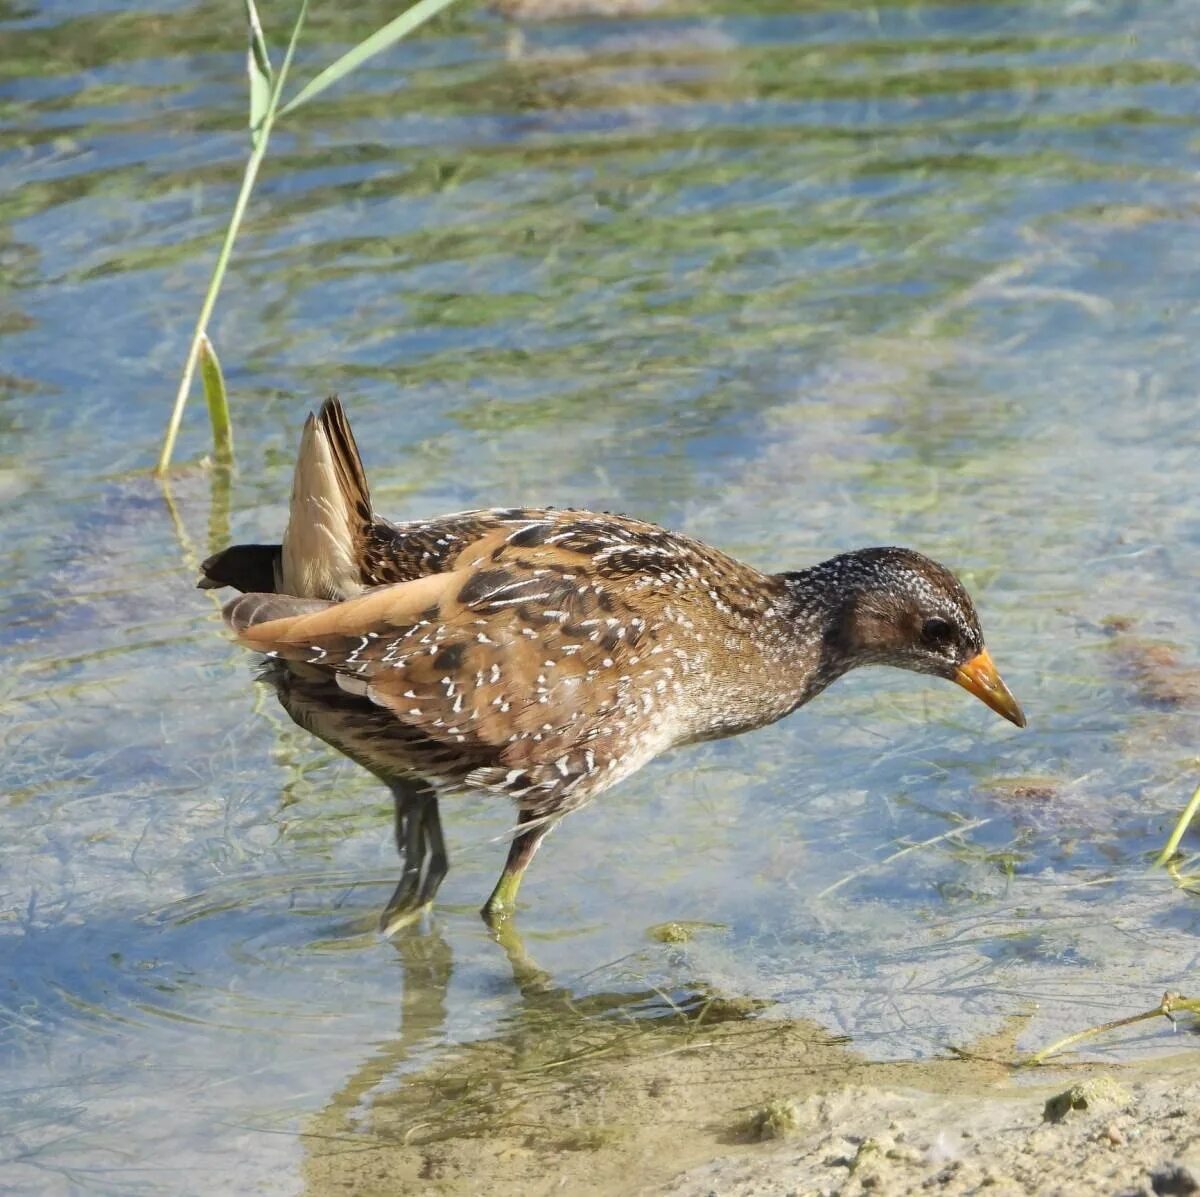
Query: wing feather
[[225, 529, 681, 807]]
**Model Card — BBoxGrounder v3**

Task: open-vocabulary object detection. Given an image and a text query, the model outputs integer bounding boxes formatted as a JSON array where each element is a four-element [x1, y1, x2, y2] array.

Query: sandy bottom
[[664, 1054, 1200, 1197], [300, 982, 1200, 1197]]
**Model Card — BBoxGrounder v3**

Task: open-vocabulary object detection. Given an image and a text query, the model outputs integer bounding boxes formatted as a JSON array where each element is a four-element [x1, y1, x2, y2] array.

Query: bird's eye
[[922, 617, 955, 646]]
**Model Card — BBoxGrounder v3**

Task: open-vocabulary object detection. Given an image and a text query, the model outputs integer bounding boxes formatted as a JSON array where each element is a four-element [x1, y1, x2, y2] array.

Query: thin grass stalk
[[1155, 779, 1200, 867], [159, 0, 463, 472], [815, 817, 991, 900], [155, 149, 266, 474], [156, 1, 309, 475], [1021, 992, 1200, 1067]]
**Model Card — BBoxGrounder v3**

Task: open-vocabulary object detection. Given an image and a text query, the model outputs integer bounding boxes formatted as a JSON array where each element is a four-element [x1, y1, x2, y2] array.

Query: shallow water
[[3, 0, 1200, 1191]]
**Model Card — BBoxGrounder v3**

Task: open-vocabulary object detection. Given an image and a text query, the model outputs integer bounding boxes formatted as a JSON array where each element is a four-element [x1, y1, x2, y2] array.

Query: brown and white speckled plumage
[[202, 398, 1024, 927], [228, 504, 826, 820]]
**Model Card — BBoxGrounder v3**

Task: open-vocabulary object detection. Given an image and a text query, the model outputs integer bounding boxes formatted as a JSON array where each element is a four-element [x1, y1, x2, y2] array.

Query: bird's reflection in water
[[258, 656, 771, 1144], [315, 915, 772, 1165]]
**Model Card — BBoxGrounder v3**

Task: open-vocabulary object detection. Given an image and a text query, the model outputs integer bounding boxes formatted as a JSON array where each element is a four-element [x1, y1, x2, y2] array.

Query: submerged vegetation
[[149, 0, 1200, 1084], [6, 0, 1200, 1189], [136, 0, 1200, 1077]]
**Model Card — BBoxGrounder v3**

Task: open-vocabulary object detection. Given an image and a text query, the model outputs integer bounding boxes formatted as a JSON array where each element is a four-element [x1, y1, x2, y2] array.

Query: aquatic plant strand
[[157, 0, 463, 473], [816, 817, 991, 900], [1022, 992, 1200, 1067], [198, 334, 232, 465], [1155, 779, 1200, 867], [156, 0, 308, 474]]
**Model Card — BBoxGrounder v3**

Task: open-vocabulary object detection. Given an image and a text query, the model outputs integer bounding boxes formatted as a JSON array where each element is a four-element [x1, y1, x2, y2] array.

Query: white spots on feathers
[[241, 504, 871, 813]]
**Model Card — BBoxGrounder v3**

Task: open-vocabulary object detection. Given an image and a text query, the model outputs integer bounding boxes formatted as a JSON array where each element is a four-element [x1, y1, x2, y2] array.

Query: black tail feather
[[316, 396, 372, 522], [199, 544, 281, 593]]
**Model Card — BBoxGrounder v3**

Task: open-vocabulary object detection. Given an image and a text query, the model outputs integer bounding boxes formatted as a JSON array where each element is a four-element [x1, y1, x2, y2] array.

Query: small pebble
[[1151, 1163, 1200, 1196]]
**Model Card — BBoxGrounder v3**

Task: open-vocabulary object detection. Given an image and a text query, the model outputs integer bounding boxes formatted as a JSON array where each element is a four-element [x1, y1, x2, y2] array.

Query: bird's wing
[[226, 524, 682, 807]]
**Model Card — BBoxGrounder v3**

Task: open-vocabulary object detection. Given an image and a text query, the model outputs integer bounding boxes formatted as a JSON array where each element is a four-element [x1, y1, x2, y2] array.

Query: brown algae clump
[[647, 921, 725, 944], [1107, 633, 1200, 707], [982, 775, 1061, 802], [1043, 1076, 1132, 1123], [746, 1097, 806, 1141]]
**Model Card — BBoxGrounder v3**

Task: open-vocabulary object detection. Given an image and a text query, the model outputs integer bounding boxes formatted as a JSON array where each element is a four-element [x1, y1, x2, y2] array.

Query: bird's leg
[[380, 780, 448, 936], [481, 809, 555, 927]]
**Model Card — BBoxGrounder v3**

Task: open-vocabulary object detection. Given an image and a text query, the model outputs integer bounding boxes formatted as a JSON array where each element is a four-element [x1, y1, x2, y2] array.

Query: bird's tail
[[198, 397, 372, 598], [278, 396, 372, 600]]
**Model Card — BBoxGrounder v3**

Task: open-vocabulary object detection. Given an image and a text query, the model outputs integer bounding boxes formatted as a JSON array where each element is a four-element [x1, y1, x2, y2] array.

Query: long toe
[[379, 897, 433, 937]]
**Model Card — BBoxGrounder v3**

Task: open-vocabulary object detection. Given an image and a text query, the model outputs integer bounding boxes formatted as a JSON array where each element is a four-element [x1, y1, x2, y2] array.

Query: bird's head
[[785, 547, 1025, 727]]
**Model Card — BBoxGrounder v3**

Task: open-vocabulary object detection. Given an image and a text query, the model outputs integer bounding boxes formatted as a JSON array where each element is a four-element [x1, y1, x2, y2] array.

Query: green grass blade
[[1155, 779, 1200, 867], [157, 0, 309, 475], [244, 0, 274, 144], [276, 0, 310, 86], [198, 333, 233, 465], [278, 0, 461, 118]]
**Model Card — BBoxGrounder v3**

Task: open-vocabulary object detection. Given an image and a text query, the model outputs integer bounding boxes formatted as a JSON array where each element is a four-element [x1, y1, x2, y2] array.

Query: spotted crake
[[201, 398, 1024, 931]]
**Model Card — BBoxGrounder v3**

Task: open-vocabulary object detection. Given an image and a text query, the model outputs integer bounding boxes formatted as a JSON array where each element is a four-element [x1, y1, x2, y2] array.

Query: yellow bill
[[954, 649, 1026, 727]]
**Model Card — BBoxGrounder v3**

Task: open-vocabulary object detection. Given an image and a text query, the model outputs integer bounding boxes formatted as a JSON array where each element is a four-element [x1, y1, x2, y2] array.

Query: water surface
[[3, 1, 1200, 1192]]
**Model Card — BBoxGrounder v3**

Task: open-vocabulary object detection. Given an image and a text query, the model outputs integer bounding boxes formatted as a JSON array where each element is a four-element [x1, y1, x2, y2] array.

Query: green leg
[[481, 810, 553, 927], [380, 781, 448, 936]]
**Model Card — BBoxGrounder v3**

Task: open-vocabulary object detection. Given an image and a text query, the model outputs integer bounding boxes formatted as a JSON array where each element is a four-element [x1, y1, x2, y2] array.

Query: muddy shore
[[301, 995, 1199, 1197]]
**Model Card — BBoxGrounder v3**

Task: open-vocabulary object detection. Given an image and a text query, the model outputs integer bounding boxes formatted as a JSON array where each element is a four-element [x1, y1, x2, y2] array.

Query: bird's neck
[[774, 556, 872, 696]]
